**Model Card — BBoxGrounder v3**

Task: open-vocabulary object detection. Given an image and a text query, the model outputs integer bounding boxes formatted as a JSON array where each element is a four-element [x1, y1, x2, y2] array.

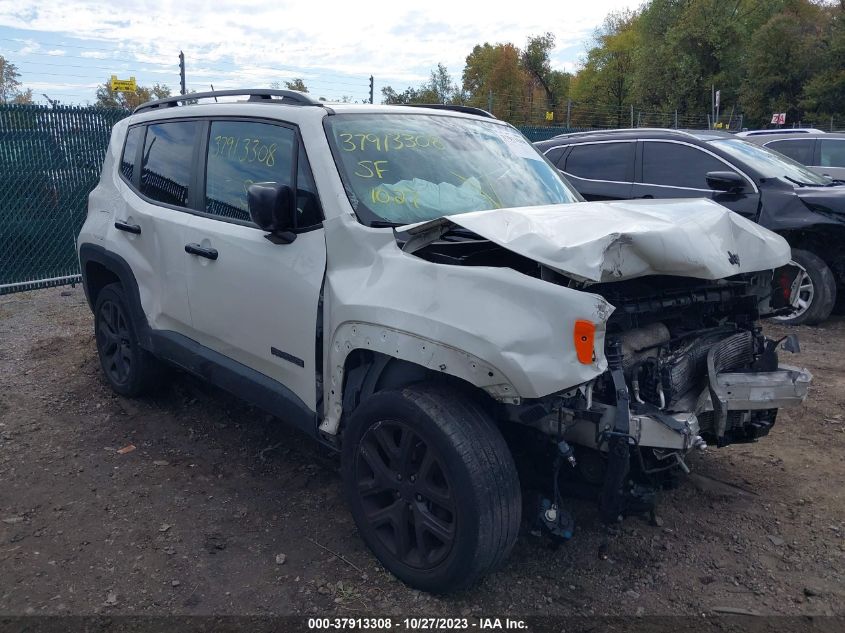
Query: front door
[[634, 140, 761, 220], [182, 119, 326, 412]]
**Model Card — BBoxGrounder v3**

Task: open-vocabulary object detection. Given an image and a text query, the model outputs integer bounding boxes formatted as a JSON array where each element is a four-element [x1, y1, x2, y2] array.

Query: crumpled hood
[[401, 198, 791, 283]]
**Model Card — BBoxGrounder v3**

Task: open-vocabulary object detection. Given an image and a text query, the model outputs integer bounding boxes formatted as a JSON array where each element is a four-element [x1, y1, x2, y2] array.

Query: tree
[[521, 33, 570, 111], [462, 43, 529, 121], [95, 80, 171, 109], [12, 88, 33, 104], [380, 64, 455, 105], [271, 78, 309, 92], [429, 63, 456, 104], [0, 55, 23, 103], [570, 11, 639, 127], [741, 0, 826, 125]]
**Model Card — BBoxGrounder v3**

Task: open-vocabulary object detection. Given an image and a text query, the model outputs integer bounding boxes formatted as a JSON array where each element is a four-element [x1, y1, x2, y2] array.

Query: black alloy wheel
[[96, 298, 133, 386], [355, 420, 457, 569], [93, 283, 160, 397], [342, 385, 521, 593]]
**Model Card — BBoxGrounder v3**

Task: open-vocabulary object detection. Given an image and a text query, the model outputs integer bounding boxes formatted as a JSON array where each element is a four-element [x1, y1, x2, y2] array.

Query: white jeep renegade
[[78, 89, 811, 593]]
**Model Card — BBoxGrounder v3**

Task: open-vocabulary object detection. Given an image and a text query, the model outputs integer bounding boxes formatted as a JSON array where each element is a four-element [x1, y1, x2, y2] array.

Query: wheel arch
[[777, 226, 845, 284], [320, 322, 517, 436], [79, 243, 152, 348]]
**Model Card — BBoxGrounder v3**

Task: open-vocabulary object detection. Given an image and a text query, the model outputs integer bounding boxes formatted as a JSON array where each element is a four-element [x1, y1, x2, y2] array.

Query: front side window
[[565, 142, 632, 181], [204, 120, 296, 222], [820, 139, 845, 168], [324, 114, 579, 225], [642, 141, 731, 189], [766, 139, 814, 165], [121, 126, 144, 181], [140, 121, 199, 207]]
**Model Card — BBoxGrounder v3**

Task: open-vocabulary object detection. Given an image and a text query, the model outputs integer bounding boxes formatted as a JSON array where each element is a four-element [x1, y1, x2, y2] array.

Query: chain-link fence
[[0, 104, 129, 295]]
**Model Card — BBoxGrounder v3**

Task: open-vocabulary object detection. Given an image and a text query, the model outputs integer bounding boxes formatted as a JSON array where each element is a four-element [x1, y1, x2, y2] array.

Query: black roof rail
[[134, 89, 323, 114], [402, 104, 496, 119]]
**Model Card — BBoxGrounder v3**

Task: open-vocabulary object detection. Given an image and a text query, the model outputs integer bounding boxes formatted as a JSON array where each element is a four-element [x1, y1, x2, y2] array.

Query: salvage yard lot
[[1, 287, 843, 616]]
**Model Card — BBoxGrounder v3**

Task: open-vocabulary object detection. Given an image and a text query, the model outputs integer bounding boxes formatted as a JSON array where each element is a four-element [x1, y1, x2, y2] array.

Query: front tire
[[341, 385, 521, 593], [94, 283, 160, 397], [774, 249, 836, 326]]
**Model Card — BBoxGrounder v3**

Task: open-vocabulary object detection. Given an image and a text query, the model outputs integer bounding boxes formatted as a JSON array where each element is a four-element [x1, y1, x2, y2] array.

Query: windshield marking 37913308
[[324, 113, 580, 225]]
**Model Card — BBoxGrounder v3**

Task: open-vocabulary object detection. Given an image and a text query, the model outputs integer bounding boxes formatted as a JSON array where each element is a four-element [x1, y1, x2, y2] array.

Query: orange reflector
[[573, 320, 596, 364]]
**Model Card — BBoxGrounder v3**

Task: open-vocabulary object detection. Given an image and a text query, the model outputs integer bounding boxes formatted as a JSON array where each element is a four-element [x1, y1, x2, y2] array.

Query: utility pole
[[487, 89, 493, 113], [566, 99, 571, 128], [630, 105, 634, 128], [179, 51, 186, 96], [369, 75, 374, 104]]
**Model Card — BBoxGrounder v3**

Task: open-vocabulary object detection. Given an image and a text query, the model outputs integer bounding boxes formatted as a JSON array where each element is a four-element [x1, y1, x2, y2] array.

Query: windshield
[[324, 113, 580, 225], [709, 138, 831, 186]]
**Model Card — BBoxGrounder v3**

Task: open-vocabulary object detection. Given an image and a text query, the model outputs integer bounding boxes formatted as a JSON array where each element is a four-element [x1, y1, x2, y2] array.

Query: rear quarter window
[[120, 126, 144, 182]]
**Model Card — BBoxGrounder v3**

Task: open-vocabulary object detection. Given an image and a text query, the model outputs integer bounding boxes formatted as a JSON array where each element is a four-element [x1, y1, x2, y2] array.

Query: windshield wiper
[[783, 175, 813, 188]]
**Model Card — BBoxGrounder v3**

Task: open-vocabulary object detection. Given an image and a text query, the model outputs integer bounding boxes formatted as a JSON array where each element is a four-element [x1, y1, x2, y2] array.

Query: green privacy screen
[[0, 104, 129, 295]]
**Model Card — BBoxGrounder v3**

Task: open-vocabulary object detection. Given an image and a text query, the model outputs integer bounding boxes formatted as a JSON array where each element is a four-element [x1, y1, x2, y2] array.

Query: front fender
[[320, 214, 613, 434]]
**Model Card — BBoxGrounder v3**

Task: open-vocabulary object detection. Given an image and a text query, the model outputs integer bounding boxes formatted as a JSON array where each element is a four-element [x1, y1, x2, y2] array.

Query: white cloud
[[0, 0, 638, 98], [46, 48, 65, 55]]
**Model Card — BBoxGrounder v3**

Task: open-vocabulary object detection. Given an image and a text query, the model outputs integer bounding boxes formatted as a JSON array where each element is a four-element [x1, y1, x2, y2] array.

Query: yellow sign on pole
[[545, 111, 554, 121], [110, 75, 137, 92]]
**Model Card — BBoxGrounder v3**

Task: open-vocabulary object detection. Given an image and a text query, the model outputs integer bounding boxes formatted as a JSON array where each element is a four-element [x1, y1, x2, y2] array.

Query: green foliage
[[381, 64, 457, 105], [95, 80, 172, 110], [570, 0, 844, 128], [282, 78, 309, 93]]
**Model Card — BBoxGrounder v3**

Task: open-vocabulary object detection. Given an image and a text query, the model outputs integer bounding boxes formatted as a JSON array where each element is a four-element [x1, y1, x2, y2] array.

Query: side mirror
[[247, 182, 296, 244], [706, 171, 746, 193]]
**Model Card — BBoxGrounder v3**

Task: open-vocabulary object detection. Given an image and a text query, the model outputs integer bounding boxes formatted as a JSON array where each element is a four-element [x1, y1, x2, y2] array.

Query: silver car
[[740, 130, 845, 180]]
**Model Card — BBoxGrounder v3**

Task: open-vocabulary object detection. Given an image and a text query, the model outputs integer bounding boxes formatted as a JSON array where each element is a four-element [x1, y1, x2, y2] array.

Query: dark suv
[[535, 128, 845, 325]]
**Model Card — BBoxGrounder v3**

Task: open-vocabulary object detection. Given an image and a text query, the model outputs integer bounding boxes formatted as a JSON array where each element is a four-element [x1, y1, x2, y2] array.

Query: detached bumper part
[[708, 364, 812, 446]]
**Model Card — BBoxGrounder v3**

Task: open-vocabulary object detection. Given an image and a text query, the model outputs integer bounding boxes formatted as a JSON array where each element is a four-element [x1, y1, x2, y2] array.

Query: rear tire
[[341, 385, 521, 593], [774, 249, 836, 326], [94, 283, 160, 397]]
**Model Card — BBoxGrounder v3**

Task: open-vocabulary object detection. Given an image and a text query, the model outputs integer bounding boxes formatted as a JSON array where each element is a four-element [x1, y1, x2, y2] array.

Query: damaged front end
[[513, 268, 812, 525], [395, 199, 812, 530]]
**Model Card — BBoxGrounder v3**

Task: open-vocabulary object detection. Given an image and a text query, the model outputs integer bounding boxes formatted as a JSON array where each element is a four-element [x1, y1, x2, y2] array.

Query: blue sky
[[0, 0, 640, 106]]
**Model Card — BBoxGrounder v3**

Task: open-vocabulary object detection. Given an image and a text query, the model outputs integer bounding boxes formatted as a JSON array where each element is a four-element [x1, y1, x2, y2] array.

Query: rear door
[[555, 140, 634, 200], [113, 121, 197, 333], [634, 140, 760, 220], [182, 118, 326, 412]]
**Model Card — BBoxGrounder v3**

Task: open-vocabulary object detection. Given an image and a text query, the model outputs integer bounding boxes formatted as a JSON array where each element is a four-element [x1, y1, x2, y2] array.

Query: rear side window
[[766, 139, 814, 165], [204, 120, 295, 222], [121, 126, 144, 181], [641, 142, 729, 189], [140, 121, 199, 208], [565, 142, 632, 181], [820, 139, 845, 167]]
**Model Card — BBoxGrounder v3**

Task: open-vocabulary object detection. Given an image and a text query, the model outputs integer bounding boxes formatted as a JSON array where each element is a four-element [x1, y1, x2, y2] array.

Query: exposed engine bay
[[404, 229, 812, 532]]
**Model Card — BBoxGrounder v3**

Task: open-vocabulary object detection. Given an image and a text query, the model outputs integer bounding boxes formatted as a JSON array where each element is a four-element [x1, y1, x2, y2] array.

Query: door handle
[[114, 221, 141, 234], [184, 243, 219, 260]]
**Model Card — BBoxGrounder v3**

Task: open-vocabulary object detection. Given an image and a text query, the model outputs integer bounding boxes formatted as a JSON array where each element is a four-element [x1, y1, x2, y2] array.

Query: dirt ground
[[0, 286, 843, 617]]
